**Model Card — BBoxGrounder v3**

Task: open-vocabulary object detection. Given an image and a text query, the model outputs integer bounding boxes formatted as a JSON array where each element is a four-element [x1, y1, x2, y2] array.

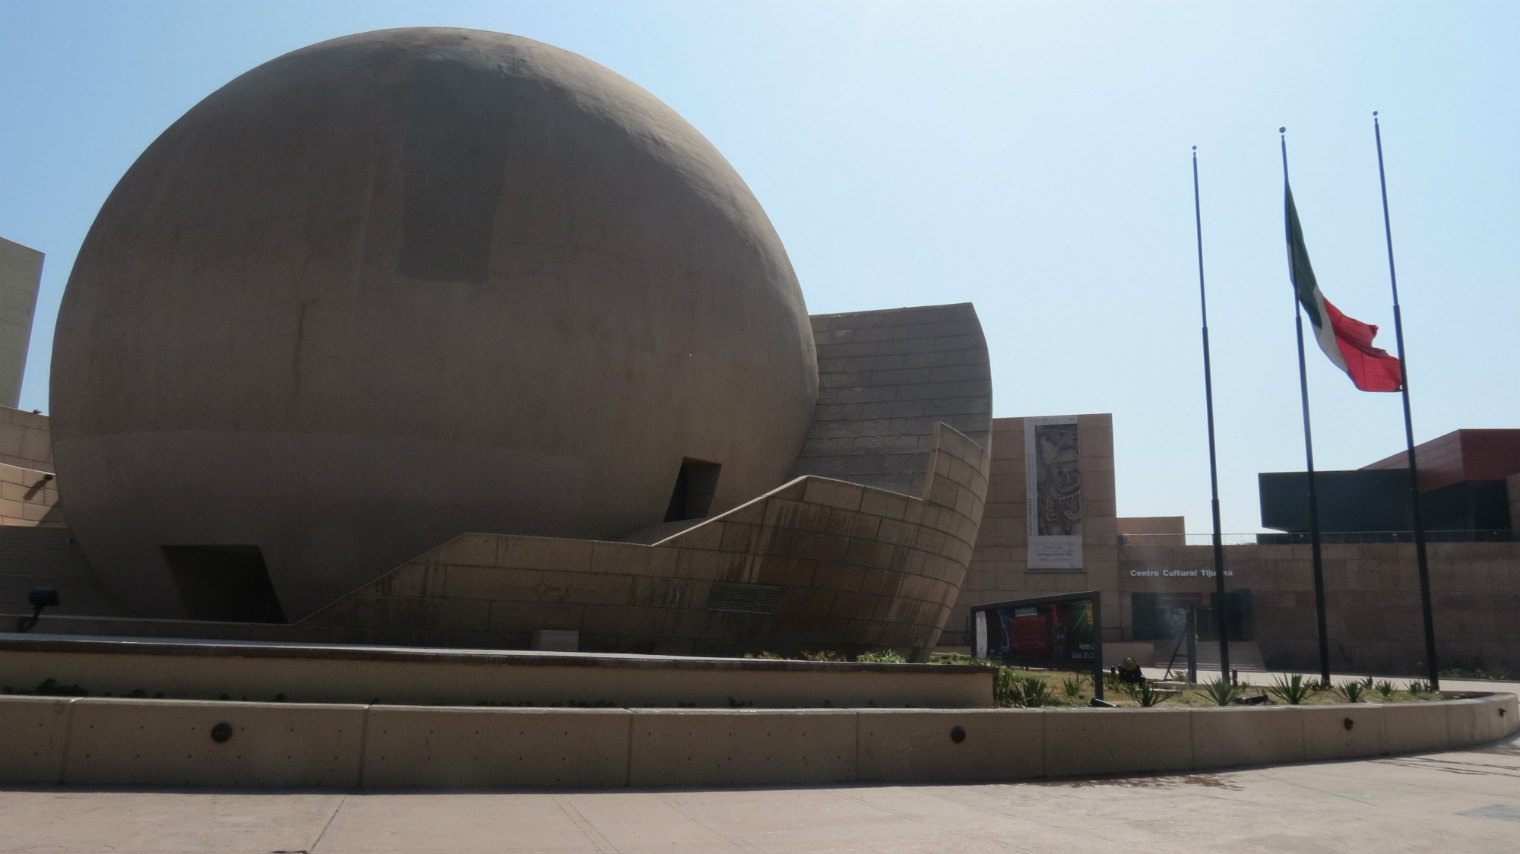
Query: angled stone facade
[[303, 423, 989, 659], [790, 303, 991, 498]]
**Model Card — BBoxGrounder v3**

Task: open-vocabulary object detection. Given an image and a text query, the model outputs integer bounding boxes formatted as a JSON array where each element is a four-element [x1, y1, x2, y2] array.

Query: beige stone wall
[[1508, 472, 1520, 531], [0, 406, 50, 471], [1120, 540, 1520, 674], [304, 423, 989, 659], [1117, 516, 1185, 546], [0, 239, 44, 409], [947, 414, 1117, 643], [1, 462, 60, 528]]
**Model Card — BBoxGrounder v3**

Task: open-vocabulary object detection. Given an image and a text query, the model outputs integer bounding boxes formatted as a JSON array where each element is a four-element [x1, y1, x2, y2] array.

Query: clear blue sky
[[2, 1, 1516, 535]]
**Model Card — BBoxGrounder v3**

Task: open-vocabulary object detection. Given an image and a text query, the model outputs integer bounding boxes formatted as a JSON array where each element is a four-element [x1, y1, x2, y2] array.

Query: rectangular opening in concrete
[[664, 458, 721, 522], [707, 581, 781, 614], [161, 545, 287, 623]]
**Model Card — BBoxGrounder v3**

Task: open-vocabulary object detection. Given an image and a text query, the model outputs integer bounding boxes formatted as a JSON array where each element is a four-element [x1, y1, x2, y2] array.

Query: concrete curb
[[1, 692, 1513, 788]]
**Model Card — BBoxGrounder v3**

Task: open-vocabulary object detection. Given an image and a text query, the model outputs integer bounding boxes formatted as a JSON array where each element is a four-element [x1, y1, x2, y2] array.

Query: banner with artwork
[[1026, 415, 1082, 569], [970, 593, 1103, 695]]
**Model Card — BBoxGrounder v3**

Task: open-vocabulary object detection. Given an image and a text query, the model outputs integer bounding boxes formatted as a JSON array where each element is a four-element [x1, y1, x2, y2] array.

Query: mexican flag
[[1285, 183, 1403, 392]]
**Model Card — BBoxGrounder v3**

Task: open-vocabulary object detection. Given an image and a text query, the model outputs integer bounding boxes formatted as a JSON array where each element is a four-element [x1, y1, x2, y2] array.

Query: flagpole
[[1373, 111, 1439, 690], [1192, 146, 1231, 680], [1281, 127, 1333, 686]]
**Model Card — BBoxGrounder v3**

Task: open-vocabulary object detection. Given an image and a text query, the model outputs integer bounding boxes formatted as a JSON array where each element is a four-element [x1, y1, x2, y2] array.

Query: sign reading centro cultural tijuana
[[1026, 415, 1082, 570]]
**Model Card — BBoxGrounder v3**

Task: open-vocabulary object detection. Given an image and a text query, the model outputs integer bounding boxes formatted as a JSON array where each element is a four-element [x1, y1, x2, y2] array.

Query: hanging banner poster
[[1026, 415, 1082, 569]]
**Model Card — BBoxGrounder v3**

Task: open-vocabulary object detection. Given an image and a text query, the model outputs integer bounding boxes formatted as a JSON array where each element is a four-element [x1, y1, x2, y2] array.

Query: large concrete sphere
[[51, 28, 818, 621]]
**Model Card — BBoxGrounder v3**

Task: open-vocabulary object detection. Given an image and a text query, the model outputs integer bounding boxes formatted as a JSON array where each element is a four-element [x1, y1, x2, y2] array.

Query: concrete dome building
[[50, 29, 819, 621]]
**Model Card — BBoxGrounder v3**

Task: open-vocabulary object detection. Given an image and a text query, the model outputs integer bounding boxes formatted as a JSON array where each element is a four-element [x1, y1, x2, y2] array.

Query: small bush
[[801, 650, 841, 662], [1374, 679, 1396, 699], [1061, 675, 1084, 698], [34, 678, 88, 697], [856, 650, 907, 663], [1268, 674, 1317, 705], [1407, 678, 1433, 695], [743, 651, 783, 660]]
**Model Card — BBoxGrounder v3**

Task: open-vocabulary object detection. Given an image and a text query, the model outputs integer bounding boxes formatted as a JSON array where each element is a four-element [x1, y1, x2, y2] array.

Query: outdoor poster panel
[[973, 594, 1098, 670], [1026, 415, 1082, 569]]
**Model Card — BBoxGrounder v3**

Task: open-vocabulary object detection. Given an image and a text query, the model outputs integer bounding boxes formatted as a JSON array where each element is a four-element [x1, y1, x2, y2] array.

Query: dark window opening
[[707, 581, 781, 614], [665, 458, 721, 522], [161, 545, 287, 623]]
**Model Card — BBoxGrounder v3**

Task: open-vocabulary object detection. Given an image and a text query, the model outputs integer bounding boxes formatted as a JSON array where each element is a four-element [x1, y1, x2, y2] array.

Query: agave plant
[[1061, 675, 1084, 698], [993, 667, 1023, 707], [1268, 673, 1317, 705], [1012, 675, 1057, 708], [1334, 680, 1367, 703], [1197, 676, 1242, 706], [1406, 678, 1433, 695], [1374, 679, 1396, 699], [1123, 680, 1173, 707]]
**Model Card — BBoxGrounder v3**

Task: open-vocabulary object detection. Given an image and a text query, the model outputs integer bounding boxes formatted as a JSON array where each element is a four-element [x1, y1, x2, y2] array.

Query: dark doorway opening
[[161, 545, 287, 623], [664, 458, 722, 522]]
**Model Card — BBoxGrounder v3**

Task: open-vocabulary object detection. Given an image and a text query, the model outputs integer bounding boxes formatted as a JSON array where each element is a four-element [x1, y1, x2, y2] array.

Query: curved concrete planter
[[1, 693, 1513, 788]]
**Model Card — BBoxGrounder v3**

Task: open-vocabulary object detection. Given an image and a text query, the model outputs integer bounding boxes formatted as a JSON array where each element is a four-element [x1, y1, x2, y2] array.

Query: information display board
[[971, 591, 1104, 699]]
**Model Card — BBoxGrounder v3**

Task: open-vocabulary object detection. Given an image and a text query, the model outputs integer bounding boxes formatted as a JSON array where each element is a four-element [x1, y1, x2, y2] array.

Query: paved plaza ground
[[2, 675, 1516, 853]]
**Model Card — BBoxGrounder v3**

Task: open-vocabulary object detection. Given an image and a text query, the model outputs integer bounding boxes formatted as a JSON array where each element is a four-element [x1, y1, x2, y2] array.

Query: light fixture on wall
[[15, 588, 59, 633]]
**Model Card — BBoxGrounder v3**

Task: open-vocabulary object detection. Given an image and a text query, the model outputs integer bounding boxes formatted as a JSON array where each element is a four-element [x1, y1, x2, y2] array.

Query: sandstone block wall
[[0, 406, 50, 472], [1120, 540, 1520, 674], [946, 414, 1118, 644]]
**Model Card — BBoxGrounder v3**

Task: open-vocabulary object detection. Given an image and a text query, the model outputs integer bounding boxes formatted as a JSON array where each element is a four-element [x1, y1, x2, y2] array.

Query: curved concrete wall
[[2, 693, 1512, 788], [50, 28, 816, 622]]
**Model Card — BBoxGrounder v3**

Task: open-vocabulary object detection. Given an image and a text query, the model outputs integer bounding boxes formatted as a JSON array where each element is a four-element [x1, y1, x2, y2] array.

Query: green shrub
[[1374, 679, 1396, 699], [855, 650, 907, 663], [1060, 675, 1084, 698], [801, 650, 840, 662], [1407, 678, 1433, 695], [34, 678, 88, 697]]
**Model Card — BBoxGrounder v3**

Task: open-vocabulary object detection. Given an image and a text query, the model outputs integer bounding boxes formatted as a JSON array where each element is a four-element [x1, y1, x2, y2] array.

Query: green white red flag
[[1285, 183, 1403, 392]]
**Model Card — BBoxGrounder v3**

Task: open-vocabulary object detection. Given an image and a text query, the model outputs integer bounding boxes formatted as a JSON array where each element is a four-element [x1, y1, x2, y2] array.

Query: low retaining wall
[[1, 693, 1513, 788], [0, 636, 993, 709]]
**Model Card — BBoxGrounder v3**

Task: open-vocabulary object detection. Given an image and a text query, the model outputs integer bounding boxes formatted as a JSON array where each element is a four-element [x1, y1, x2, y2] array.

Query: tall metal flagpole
[[1373, 111, 1440, 690], [1281, 127, 1333, 686], [1192, 147, 1231, 680]]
